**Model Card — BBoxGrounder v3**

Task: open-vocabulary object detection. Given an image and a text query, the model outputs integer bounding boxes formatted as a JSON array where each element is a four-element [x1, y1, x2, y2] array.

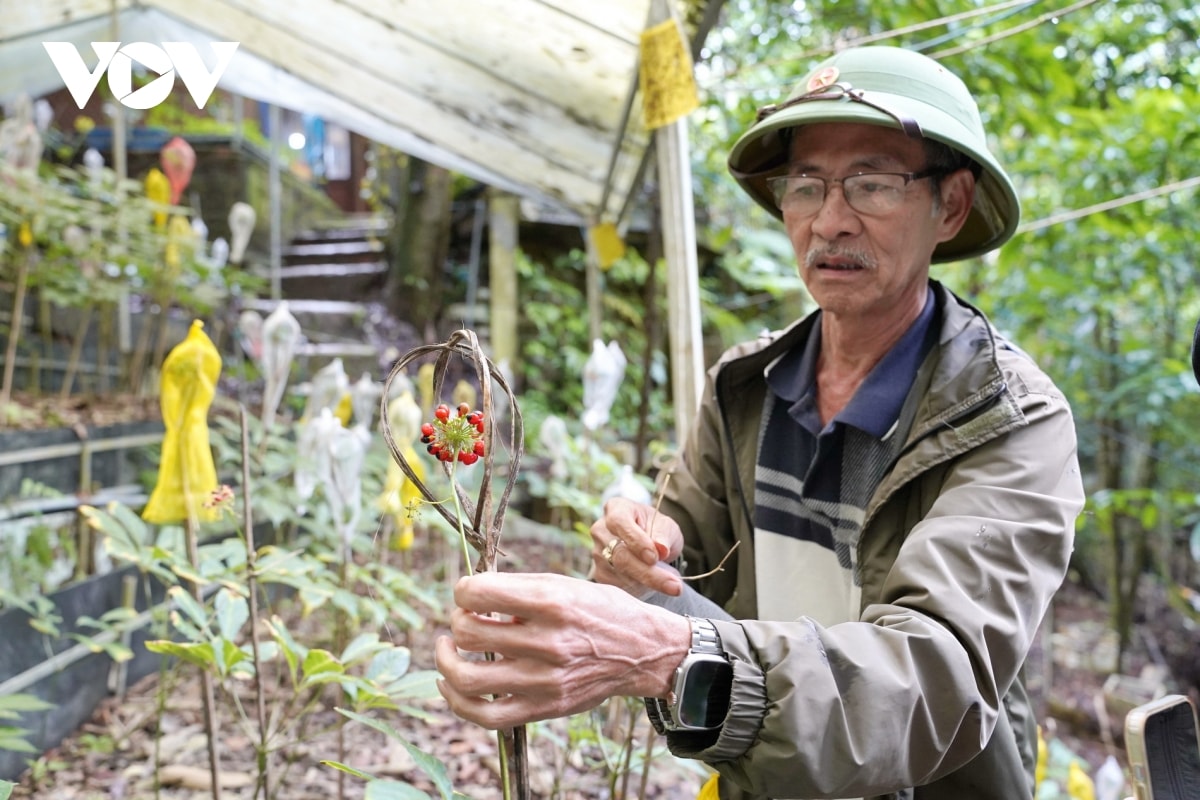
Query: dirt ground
[[0, 392, 162, 432]]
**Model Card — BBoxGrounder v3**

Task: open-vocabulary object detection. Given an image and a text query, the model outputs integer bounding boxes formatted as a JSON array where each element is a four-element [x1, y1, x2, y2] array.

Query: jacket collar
[[713, 281, 1008, 434]]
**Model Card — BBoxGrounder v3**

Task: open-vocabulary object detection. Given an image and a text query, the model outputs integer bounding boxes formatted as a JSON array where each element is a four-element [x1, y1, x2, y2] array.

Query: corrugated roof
[[1, 0, 721, 223]]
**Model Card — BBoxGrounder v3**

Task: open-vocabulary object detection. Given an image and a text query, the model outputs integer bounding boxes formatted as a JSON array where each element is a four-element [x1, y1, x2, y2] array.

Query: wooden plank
[[146, 0, 649, 216], [1, 0, 133, 42]]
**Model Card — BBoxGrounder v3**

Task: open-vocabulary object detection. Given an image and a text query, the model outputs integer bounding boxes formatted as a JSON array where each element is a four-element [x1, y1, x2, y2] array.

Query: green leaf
[[0, 694, 54, 713], [97, 606, 138, 625], [29, 617, 61, 637], [322, 761, 377, 781], [171, 563, 208, 587], [265, 616, 305, 684], [168, 586, 210, 630], [215, 588, 249, 641], [0, 728, 39, 754], [145, 640, 216, 670], [364, 780, 434, 800], [336, 709, 456, 800], [220, 638, 247, 674], [366, 647, 412, 686], [299, 586, 331, 614], [299, 649, 344, 688], [67, 634, 133, 664], [380, 670, 441, 701], [0, 778, 14, 799], [341, 632, 384, 665]]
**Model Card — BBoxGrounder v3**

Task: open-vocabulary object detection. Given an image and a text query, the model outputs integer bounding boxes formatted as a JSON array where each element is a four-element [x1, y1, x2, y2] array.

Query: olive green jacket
[[659, 282, 1084, 800]]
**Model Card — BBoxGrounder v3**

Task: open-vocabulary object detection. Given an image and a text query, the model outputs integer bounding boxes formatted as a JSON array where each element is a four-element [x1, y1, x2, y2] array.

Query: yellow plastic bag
[[696, 773, 719, 800], [378, 392, 425, 551], [1067, 760, 1095, 800], [142, 320, 222, 525], [144, 168, 170, 229]]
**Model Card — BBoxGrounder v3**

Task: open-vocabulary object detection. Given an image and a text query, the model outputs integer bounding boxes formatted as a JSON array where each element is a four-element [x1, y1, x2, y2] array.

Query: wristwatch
[[644, 617, 733, 733]]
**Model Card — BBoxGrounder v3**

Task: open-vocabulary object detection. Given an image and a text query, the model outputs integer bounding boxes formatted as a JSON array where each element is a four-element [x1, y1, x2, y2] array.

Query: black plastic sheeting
[[0, 563, 168, 780], [0, 420, 162, 501], [0, 520, 282, 781]]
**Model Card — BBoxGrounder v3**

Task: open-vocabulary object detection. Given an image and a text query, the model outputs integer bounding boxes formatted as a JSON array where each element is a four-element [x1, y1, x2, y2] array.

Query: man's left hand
[[435, 571, 690, 730]]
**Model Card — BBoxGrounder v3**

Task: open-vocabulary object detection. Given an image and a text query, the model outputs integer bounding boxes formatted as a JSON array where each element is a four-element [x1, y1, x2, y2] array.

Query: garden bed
[[6, 527, 708, 799]]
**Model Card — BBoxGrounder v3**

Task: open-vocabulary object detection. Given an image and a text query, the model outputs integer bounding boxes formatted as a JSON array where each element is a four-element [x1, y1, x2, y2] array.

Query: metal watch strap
[[687, 617, 723, 658], [643, 617, 724, 734]]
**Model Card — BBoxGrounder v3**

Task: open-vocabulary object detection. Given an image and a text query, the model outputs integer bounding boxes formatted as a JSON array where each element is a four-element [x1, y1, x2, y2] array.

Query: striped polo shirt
[[754, 289, 937, 624]]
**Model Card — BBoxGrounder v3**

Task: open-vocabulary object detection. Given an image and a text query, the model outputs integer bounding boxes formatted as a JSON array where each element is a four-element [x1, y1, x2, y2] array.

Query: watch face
[[677, 658, 732, 729]]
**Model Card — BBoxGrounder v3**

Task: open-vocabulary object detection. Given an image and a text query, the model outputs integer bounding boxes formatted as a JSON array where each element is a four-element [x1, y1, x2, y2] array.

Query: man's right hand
[[589, 497, 684, 597]]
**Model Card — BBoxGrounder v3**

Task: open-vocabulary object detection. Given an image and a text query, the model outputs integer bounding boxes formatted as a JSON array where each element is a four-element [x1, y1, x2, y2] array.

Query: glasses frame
[[767, 168, 944, 217]]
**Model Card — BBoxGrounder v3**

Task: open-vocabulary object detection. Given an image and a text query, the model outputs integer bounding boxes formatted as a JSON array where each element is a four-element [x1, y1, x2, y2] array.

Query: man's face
[[781, 122, 972, 325]]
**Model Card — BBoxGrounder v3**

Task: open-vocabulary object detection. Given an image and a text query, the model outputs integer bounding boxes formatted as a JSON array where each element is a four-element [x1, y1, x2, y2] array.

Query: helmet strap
[[755, 82, 923, 139]]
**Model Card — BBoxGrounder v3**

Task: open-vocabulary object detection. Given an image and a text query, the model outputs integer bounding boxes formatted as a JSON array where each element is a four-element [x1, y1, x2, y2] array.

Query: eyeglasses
[[766, 169, 942, 217]]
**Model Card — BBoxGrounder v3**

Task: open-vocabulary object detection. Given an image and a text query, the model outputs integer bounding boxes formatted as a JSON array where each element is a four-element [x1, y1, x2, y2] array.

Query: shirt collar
[[766, 286, 937, 438]]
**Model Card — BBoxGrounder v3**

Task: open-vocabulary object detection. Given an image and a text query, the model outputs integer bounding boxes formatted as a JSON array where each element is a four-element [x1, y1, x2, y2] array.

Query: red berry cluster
[[421, 402, 486, 465]]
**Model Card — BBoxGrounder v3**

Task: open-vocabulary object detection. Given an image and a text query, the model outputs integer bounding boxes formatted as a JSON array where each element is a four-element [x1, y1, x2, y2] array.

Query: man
[[435, 46, 1084, 799]]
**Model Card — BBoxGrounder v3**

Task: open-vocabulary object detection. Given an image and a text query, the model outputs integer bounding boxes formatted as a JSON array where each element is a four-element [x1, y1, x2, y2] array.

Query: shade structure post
[[488, 191, 520, 371], [655, 116, 703, 444], [269, 102, 283, 300]]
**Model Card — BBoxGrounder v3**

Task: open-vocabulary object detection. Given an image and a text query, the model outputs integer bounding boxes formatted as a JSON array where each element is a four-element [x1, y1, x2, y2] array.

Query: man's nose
[[808, 184, 862, 240]]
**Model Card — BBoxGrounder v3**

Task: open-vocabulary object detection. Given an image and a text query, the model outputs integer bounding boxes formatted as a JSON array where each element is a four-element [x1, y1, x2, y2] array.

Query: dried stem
[[238, 406, 271, 800], [646, 472, 671, 543], [648, 467, 738, 581], [379, 329, 523, 564], [682, 541, 741, 581], [184, 515, 223, 800], [379, 329, 529, 800], [637, 726, 656, 799]]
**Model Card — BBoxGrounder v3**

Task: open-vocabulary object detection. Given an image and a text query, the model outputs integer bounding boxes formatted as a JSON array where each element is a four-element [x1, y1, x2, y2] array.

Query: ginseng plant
[[378, 329, 528, 800]]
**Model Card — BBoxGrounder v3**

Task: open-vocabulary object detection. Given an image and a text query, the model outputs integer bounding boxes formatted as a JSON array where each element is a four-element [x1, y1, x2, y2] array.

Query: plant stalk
[[239, 407, 271, 799], [59, 303, 94, 399], [184, 516, 223, 800], [637, 726, 656, 799], [617, 699, 638, 800], [1, 252, 30, 406]]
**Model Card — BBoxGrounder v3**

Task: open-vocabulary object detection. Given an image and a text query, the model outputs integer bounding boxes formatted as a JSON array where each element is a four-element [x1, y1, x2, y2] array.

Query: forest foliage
[[682, 0, 1200, 667]]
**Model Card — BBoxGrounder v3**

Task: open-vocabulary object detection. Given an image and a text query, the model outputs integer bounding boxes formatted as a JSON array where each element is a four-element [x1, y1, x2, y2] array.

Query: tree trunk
[[384, 157, 452, 337]]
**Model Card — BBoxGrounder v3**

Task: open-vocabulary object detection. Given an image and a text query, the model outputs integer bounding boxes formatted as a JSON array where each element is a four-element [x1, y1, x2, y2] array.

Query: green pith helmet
[[727, 46, 1019, 263]]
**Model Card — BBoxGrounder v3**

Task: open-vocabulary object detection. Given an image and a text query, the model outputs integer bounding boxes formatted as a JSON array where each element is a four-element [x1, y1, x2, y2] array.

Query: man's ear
[[936, 169, 975, 242]]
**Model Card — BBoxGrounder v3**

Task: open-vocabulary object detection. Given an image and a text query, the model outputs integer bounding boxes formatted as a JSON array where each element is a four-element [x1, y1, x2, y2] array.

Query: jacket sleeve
[[658, 365, 746, 610], [667, 389, 1084, 799]]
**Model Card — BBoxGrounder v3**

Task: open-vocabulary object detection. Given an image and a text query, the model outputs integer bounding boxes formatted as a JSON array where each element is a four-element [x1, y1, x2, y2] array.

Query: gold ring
[[602, 538, 625, 567]]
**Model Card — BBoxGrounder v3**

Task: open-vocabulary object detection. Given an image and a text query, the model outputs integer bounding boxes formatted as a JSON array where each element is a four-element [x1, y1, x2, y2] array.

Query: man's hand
[[435, 572, 690, 730], [589, 497, 684, 597]]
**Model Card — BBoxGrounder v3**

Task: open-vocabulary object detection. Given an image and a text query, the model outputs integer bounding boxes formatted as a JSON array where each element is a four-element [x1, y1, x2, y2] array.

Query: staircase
[[277, 217, 389, 302], [244, 214, 421, 386]]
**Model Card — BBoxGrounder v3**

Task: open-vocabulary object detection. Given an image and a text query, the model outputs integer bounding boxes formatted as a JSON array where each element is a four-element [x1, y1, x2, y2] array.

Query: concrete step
[[291, 226, 385, 244], [239, 298, 403, 381], [277, 261, 388, 301], [283, 238, 385, 264], [296, 214, 390, 238], [243, 298, 371, 340]]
